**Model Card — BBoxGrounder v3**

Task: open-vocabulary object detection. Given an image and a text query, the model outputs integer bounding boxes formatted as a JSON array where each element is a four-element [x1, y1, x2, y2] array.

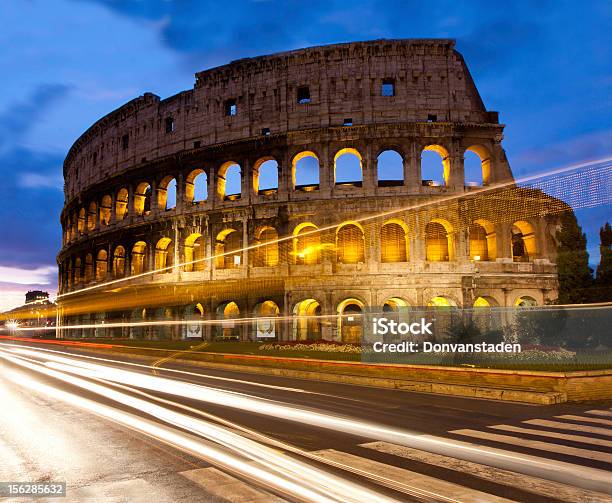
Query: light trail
[[56, 156, 612, 299], [0, 349, 400, 502], [3, 344, 611, 495]]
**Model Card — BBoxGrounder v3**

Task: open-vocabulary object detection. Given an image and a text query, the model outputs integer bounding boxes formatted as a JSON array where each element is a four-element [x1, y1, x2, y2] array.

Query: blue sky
[[0, 0, 610, 310]]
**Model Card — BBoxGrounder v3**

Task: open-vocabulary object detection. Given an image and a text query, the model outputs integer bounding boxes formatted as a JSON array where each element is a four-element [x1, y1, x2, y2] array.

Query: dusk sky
[[0, 0, 610, 311]]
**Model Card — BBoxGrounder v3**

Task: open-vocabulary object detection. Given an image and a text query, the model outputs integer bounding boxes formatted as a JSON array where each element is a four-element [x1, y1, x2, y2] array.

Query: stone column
[[448, 152, 465, 192], [127, 184, 135, 218], [404, 142, 420, 190], [176, 171, 185, 212]]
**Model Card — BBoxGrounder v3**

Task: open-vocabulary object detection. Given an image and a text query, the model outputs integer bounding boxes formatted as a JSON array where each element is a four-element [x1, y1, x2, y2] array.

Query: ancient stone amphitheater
[[57, 39, 567, 341]]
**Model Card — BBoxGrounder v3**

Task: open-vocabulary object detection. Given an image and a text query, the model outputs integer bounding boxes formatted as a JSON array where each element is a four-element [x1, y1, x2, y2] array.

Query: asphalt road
[[1, 340, 611, 503]]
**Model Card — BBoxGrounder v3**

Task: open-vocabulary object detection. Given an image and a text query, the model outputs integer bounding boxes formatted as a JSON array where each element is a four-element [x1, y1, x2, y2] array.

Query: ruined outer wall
[[63, 39, 498, 201]]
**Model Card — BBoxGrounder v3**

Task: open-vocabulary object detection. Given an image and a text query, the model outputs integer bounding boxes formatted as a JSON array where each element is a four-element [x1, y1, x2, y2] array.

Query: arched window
[[293, 223, 321, 265], [515, 296, 537, 307], [113, 246, 126, 278], [84, 253, 93, 283], [71, 212, 78, 240], [100, 195, 112, 226], [425, 221, 453, 261], [78, 208, 86, 234], [87, 201, 97, 231], [334, 148, 362, 186], [337, 223, 365, 264], [381, 220, 409, 262], [512, 221, 537, 262], [215, 229, 242, 269], [421, 145, 449, 187], [155, 237, 174, 272], [253, 300, 280, 339], [253, 158, 278, 195], [383, 297, 410, 311], [292, 151, 320, 190], [186, 169, 207, 204], [253, 227, 279, 267], [184, 233, 205, 272], [470, 220, 496, 261], [115, 188, 128, 221], [292, 299, 322, 340], [337, 299, 364, 343], [131, 241, 147, 275], [428, 296, 454, 307], [464, 145, 491, 186], [134, 182, 152, 216], [377, 150, 403, 186], [158, 177, 177, 210], [95, 250, 108, 282], [217, 162, 241, 201]]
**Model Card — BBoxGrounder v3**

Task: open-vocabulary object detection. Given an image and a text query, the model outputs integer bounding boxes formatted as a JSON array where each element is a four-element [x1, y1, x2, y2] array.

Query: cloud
[[0, 265, 56, 285], [18, 172, 64, 190]]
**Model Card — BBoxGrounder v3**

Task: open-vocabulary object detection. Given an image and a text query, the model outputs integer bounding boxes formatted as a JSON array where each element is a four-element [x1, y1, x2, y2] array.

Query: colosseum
[[57, 39, 568, 341]]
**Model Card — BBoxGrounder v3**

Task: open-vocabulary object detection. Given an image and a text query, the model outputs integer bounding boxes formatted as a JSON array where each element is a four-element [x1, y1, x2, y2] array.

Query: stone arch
[[464, 145, 491, 186], [377, 149, 404, 186], [337, 221, 365, 264], [215, 228, 242, 269], [184, 233, 205, 272], [292, 298, 322, 341], [469, 220, 496, 261], [512, 220, 537, 262], [383, 297, 410, 311], [186, 169, 208, 204], [334, 148, 363, 185], [84, 253, 94, 283], [73, 257, 82, 286], [217, 161, 241, 201], [252, 157, 278, 194], [293, 222, 321, 265], [473, 296, 500, 307], [157, 176, 177, 210], [514, 295, 538, 307], [100, 195, 112, 226], [253, 300, 280, 340], [253, 226, 279, 267], [381, 219, 409, 263], [216, 300, 240, 339], [421, 144, 450, 187], [337, 298, 365, 343], [112, 245, 126, 278], [77, 207, 85, 234], [292, 151, 320, 190], [95, 249, 108, 282], [183, 302, 205, 339], [130, 241, 147, 275], [87, 201, 97, 231], [425, 219, 454, 261], [115, 188, 128, 221], [155, 237, 174, 272], [427, 296, 456, 307], [134, 182, 152, 216]]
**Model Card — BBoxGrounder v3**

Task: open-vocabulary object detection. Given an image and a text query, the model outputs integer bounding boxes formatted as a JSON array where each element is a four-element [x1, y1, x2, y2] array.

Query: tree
[[594, 222, 612, 302], [554, 211, 593, 304]]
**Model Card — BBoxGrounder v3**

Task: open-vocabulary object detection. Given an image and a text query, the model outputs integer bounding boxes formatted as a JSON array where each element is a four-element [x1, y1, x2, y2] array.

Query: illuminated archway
[[253, 300, 280, 340], [334, 148, 362, 185], [470, 220, 496, 261], [292, 151, 320, 190], [464, 145, 491, 186], [421, 145, 449, 186], [253, 226, 279, 267], [115, 188, 128, 221], [215, 228, 242, 269], [87, 201, 97, 231], [216, 301, 240, 339], [186, 169, 208, 204], [134, 182, 152, 216], [84, 253, 93, 283], [381, 219, 409, 263], [130, 241, 147, 275], [157, 176, 177, 210], [253, 158, 278, 195], [512, 221, 537, 262], [383, 297, 410, 312], [73, 257, 82, 286], [112, 246, 126, 278], [217, 161, 241, 201], [293, 223, 321, 265], [78, 207, 85, 234], [337, 298, 364, 343], [515, 296, 537, 308], [100, 195, 112, 226], [184, 233, 205, 272], [292, 299, 322, 341], [155, 237, 174, 272], [425, 220, 454, 261], [95, 250, 108, 282], [336, 222, 365, 264]]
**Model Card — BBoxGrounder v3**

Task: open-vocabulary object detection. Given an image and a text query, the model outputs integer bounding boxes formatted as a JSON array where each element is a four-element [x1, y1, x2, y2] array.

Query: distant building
[[2, 291, 56, 336]]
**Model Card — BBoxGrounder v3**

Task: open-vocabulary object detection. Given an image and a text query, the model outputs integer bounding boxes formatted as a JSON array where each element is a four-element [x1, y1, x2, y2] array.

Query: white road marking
[[488, 424, 612, 448], [361, 441, 612, 503], [524, 418, 612, 437], [556, 415, 612, 427], [181, 467, 286, 502], [585, 410, 612, 418], [450, 429, 612, 463], [311, 449, 516, 503]]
